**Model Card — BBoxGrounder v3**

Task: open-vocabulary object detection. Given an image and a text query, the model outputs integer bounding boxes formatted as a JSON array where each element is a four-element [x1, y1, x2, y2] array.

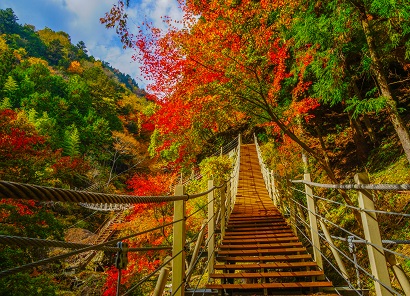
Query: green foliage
[[0, 97, 12, 109], [63, 124, 81, 157], [187, 155, 233, 194], [199, 155, 232, 184], [0, 273, 58, 296], [0, 8, 19, 34], [345, 95, 387, 118]]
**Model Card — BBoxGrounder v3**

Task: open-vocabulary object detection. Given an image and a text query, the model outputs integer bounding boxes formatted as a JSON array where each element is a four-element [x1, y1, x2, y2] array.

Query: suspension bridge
[[0, 135, 410, 296]]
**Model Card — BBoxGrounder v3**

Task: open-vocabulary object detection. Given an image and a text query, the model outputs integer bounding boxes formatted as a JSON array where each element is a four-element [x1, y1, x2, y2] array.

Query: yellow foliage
[[118, 94, 143, 111], [67, 61, 84, 74], [0, 35, 8, 51], [112, 130, 147, 160], [37, 28, 71, 47], [27, 57, 49, 67], [13, 48, 27, 62]]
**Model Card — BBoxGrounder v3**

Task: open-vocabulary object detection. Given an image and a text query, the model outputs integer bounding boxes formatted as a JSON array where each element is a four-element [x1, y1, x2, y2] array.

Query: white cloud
[[0, 0, 184, 90]]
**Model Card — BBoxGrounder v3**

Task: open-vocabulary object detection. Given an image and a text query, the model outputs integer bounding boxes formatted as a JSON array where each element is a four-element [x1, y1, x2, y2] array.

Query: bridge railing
[[254, 135, 410, 296], [0, 135, 241, 296]]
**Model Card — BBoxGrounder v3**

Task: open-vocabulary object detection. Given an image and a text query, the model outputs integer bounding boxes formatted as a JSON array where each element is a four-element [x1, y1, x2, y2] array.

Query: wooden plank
[[227, 223, 289, 229], [209, 270, 324, 278], [206, 281, 333, 289], [214, 262, 318, 270], [223, 233, 295, 239], [224, 229, 293, 236], [217, 247, 307, 256], [216, 254, 312, 262], [219, 242, 303, 249], [222, 237, 299, 244]]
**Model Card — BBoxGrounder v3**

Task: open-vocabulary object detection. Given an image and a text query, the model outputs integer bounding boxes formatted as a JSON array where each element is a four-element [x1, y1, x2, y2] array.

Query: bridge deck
[[207, 144, 335, 295]]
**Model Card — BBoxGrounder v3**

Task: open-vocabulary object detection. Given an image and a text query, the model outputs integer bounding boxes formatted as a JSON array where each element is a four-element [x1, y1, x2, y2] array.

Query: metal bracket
[[115, 241, 129, 270]]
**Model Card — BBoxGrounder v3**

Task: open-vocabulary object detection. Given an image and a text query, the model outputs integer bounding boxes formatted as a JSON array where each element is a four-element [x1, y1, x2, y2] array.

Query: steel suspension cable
[[0, 219, 182, 278], [291, 217, 350, 296], [292, 205, 408, 295], [291, 187, 410, 218], [0, 180, 228, 205], [291, 195, 410, 261], [0, 235, 172, 252], [186, 213, 218, 291], [292, 214, 402, 296], [291, 197, 410, 261], [290, 179, 410, 191]]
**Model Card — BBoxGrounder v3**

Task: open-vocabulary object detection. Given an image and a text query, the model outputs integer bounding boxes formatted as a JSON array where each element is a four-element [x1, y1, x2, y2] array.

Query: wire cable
[[292, 187, 410, 218], [290, 179, 410, 191], [0, 219, 182, 278], [291, 196, 410, 261]]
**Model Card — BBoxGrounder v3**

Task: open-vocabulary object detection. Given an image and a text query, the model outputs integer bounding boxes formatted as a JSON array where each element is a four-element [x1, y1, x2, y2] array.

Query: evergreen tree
[[63, 124, 81, 157]]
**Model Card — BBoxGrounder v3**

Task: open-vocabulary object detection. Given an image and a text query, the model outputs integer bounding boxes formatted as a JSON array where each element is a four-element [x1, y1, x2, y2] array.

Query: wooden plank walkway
[[207, 144, 335, 295]]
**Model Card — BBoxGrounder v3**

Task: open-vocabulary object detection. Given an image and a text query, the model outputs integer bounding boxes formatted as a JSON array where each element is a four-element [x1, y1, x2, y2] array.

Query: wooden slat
[[223, 233, 295, 239], [210, 270, 324, 279], [227, 226, 290, 231], [224, 229, 293, 236], [216, 254, 312, 262], [214, 262, 318, 270], [206, 281, 333, 289], [217, 247, 306, 256], [222, 237, 299, 244], [220, 242, 303, 249]]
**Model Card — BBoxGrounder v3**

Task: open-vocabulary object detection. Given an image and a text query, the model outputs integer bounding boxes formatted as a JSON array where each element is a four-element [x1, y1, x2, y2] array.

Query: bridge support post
[[220, 184, 226, 238], [186, 219, 207, 285], [153, 256, 171, 296], [319, 220, 349, 281], [271, 170, 278, 206], [386, 253, 410, 296], [304, 173, 324, 277], [173, 185, 186, 296], [226, 181, 232, 221], [354, 173, 392, 296], [208, 180, 215, 276], [355, 173, 392, 296]]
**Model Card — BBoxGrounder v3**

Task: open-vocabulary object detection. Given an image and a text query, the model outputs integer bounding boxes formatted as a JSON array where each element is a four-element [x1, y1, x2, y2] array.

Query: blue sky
[[0, 0, 183, 89]]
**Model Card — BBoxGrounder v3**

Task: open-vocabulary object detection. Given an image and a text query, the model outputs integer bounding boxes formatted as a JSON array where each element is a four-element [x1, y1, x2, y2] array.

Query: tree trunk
[[360, 13, 410, 163], [348, 110, 368, 164], [352, 80, 377, 144], [362, 113, 377, 145], [314, 124, 331, 166]]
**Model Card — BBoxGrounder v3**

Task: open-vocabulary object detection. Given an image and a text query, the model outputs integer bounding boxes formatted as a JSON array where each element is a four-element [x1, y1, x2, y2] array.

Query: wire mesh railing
[[254, 135, 410, 296]]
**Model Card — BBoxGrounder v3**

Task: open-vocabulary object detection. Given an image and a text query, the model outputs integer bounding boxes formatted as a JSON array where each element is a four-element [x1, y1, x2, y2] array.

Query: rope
[[0, 235, 116, 252], [291, 197, 410, 261], [292, 215, 401, 296], [0, 235, 172, 252], [0, 219, 182, 278], [291, 179, 410, 191], [291, 218, 355, 296], [292, 187, 410, 218], [0, 181, 226, 204], [331, 236, 410, 245]]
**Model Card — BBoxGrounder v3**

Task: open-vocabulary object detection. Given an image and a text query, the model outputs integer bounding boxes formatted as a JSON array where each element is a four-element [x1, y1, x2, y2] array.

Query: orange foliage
[[67, 61, 84, 74]]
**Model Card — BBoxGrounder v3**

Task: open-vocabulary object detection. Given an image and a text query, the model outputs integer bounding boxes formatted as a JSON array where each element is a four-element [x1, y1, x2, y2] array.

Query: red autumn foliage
[[0, 109, 45, 158], [101, 172, 177, 295]]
